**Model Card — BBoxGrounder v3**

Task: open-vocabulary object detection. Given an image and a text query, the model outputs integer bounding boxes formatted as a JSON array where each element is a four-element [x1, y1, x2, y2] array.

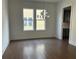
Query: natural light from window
[[23, 8, 46, 31], [36, 9, 46, 30], [23, 8, 34, 31]]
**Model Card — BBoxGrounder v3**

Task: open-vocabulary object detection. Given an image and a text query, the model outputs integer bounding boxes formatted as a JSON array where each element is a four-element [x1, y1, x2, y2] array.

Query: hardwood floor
[[3, 39, 76, 59]]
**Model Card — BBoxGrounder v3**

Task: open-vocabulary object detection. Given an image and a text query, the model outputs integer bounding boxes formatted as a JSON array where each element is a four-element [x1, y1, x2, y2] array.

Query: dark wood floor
[[3, 39, 76, 59]]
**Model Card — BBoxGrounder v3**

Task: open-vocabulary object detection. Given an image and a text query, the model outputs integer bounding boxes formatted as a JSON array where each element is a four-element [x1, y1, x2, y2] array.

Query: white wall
[[56, 0, 76, 46], [2, 0, 9, 55], [69, 0, 76, 46], [9, 0, 57, 40]]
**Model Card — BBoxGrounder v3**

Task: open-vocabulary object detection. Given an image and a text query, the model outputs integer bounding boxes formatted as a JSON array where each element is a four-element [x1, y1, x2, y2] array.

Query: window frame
[[23, 8, 34, 31], [36, 9, 46, 31], [23, 8, 46, 31]]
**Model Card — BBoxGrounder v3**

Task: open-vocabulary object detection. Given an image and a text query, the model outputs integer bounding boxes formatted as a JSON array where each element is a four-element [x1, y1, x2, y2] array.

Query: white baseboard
[[69, 41, 76, 46], [2, 42, 9, 55]]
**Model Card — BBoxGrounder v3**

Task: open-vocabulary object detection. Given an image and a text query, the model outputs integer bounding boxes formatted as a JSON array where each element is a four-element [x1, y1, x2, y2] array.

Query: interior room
[[2, 0, 76, 59]]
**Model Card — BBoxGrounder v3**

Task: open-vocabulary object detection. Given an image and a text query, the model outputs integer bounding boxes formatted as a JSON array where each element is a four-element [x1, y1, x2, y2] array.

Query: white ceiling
[[25, 0, 62, 2]]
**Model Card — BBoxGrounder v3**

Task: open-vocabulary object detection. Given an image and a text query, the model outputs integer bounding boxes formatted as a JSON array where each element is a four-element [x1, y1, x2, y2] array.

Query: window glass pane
[[36, 9, 46, 30], [23, 9, 34, 31]]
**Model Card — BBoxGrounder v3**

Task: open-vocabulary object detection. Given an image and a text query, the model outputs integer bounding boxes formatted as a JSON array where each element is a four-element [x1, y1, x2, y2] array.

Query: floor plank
[[3, 39, 76, 59]]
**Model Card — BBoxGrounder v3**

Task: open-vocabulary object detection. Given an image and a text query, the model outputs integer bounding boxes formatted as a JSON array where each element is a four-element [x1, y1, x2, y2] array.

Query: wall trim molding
[[10, 37, 57, 42], [69, 41, 76, 46], [2, 42, 10, 56]]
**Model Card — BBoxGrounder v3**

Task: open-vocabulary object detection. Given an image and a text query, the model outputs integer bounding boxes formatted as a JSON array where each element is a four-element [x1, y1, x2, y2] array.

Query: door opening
[[62, 6, 71, 41]]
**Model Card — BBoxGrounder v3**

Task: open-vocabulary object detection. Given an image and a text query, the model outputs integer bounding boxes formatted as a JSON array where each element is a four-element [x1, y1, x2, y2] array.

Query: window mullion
[[34, 9, 36, 31]]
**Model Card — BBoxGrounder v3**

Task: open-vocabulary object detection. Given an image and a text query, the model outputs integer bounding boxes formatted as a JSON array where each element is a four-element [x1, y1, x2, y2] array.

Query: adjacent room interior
[[62, 6, 71, 40], [2, 0, 76, 59]]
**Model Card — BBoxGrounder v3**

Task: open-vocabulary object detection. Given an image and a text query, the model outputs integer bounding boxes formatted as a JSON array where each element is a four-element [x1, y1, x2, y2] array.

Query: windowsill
[[23, 30, 34, 32], [35, 30, 46, 32]]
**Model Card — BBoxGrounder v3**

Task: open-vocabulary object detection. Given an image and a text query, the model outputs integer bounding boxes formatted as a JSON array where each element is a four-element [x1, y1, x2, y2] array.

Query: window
[[36, 9, 46, 30], [23, 8, 46, 31], [23, 9, 34, 31]]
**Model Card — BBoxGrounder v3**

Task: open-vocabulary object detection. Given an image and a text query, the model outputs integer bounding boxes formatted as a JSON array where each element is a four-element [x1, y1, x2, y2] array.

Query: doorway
[[62, 6, 71, 41]]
